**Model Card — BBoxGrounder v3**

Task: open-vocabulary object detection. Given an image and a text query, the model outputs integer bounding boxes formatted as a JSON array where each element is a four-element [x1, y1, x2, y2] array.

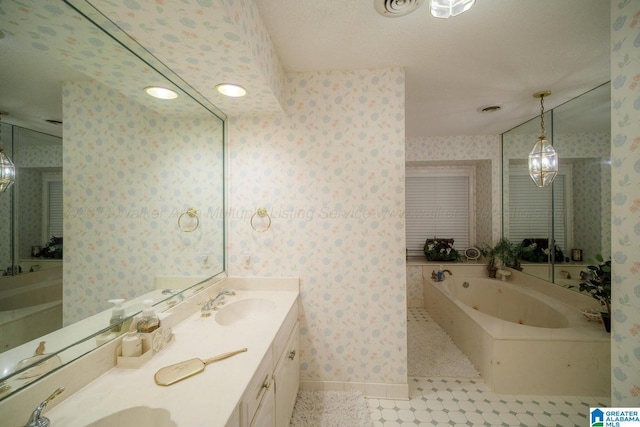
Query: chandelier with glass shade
[[528, 90, 558, 188]]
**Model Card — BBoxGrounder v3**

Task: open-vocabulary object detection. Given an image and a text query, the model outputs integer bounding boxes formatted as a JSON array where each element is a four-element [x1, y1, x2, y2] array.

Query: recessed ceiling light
[[216, 83, 247, 98], [144, 86, 178, 100]]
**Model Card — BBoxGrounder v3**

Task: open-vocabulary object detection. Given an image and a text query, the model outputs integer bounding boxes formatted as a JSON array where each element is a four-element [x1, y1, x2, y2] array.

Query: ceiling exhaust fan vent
[[374, 0, 424, 17]]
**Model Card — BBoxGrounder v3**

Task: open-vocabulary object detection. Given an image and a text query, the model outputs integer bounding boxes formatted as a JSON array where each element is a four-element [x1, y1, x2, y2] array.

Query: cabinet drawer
[[272, 297, 299, 361]]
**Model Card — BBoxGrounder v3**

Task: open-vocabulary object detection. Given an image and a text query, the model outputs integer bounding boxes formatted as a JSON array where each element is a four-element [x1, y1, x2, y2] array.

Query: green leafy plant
[[423, 238, 460, 262], [573, 254, 611, 314]]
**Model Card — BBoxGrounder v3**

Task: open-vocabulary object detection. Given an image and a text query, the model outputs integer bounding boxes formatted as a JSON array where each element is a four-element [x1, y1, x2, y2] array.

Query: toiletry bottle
[[137, 299, 160, 333], [437, 265, 444, 282], [109, 299, 126, 333], [121, 332, 142, 357]]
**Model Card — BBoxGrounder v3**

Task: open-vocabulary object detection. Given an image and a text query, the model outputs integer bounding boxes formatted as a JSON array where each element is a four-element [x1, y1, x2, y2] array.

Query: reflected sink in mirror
[[86, 406, 177, 427], [215, 298, 276, 326]]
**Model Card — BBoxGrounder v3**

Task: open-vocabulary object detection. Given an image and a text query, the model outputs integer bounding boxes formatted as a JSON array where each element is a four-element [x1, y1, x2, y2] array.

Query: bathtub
[[423, 271, 610, 396], [0, 267, 63, 353]]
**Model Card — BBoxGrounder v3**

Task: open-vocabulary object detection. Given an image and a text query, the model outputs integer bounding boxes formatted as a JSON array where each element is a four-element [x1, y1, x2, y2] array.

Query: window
[[42, 172, 63, 241], [508, 166, 572, 252], [405, 167, 475, 256]]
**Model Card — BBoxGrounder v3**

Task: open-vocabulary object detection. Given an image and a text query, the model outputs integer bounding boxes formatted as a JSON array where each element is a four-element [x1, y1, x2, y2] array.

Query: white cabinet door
[[274, 323, 299, 427], [250, 379, 275, 427]]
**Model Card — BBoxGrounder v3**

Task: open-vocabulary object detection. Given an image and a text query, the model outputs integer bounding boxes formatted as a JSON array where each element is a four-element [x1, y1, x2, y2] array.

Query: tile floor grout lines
[[367, 307, 609, 427]]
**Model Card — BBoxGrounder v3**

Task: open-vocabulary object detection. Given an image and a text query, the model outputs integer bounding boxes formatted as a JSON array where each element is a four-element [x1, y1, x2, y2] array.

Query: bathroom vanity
[[1, 278, 300, 427]]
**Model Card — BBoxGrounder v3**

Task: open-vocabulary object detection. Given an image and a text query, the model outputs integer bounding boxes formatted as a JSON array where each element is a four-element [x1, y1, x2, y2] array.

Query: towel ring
[[250, 207, 271, 232], [178, 208, 199, 232]]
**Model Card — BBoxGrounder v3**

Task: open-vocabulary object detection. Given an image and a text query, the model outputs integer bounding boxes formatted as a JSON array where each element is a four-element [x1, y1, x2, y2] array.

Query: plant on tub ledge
[[479, 238, 520, 278], [423, 238, 460, 262], [571, 254, 612, 333]]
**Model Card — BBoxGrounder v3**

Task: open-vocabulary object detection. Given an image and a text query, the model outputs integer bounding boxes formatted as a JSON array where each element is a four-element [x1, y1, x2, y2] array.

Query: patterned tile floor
[[367, 308, 610, 426]]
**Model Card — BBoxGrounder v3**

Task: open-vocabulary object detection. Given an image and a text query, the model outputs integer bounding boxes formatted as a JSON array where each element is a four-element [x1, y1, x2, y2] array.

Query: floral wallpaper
[[610, 0, 640, 406], [84, 0, 286, 116], [62, 80, 224, 325], [228, 68, 407, 393]]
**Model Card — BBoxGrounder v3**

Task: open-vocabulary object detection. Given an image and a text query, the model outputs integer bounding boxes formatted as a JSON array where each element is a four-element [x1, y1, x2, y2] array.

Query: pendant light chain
[[539, 94, 546, 137]]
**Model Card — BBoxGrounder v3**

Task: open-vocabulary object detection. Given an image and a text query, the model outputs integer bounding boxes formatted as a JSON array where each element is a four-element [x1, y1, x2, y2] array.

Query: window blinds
[[508, 174, 566, 250], [405, 174, 470, 255], [47, 180, 63, 237]]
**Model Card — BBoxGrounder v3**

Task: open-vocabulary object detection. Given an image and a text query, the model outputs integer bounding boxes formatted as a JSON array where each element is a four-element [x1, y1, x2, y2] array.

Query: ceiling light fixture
[[0, 115, 16, 193], [144, 86, 178, 100], [429, 0, 475, 18], [216, 83, 247, 98], [528, 90, 558, 188]]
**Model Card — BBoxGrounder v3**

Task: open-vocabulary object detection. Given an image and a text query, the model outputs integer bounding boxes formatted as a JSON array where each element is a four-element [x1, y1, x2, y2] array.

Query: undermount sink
[[215, 298, 276, 326], [86, 406, 176, 427]]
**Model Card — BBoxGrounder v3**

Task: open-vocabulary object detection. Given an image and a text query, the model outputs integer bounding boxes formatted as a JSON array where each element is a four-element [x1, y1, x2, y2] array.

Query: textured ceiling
[[254, 0, 611, 136], [0, 0, 611, 138]]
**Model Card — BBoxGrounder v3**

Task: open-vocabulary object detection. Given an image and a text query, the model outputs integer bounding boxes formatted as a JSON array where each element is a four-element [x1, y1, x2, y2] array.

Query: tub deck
[[423, 267, 610, 396]]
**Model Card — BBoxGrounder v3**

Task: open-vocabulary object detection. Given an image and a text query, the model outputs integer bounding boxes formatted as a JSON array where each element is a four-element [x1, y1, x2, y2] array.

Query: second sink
[[215, 298, 276, 326]]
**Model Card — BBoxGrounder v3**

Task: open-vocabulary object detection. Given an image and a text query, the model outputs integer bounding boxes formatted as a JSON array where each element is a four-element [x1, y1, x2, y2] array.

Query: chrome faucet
[[24, 387, 64, 427], [201, 289, 235, 317]]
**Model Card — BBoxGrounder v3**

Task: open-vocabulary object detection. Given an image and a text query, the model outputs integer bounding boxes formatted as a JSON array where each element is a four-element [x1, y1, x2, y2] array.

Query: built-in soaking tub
[[0, 267, 63, 353], [423, 272, 610, 396]]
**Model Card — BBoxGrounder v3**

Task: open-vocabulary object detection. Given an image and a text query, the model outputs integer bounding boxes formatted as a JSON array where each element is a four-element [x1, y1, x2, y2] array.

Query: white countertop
[[45, 290, 299, 427]]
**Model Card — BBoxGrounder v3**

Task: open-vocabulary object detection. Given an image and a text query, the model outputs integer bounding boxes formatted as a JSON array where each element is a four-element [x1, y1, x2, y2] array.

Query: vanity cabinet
[[274, 323, 299, 427], [240, 302, 299, 427]]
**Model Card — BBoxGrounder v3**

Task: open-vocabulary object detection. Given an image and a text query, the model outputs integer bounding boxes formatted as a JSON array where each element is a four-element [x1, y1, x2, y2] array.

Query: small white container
[[121, 332, 142, 357]]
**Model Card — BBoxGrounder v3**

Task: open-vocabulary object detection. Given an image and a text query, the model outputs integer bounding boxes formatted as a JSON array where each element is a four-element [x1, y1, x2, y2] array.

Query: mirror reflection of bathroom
[[0, 0, 226, 399], [502, 82, 611, 288]]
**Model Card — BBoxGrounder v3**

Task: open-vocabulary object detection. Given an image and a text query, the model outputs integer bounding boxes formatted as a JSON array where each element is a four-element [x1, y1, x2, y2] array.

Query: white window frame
[[42, 172, 63, 243], [405, 166, 476, 257]]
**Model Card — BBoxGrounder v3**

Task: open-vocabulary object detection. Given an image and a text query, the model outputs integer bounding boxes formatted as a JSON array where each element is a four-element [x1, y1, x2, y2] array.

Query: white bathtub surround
[[0, 267, 63, 353], [0, 277, 299, 427], [423, 268, 610, 396]]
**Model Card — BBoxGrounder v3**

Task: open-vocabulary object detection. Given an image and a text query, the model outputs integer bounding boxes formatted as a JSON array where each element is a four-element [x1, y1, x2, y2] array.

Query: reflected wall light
[[0, 114, 15, 193], [528, 90, 558, 188]]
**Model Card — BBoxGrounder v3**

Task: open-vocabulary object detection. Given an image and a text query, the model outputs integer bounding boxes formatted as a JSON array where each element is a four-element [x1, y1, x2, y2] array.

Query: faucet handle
[[25, 387, 64, 427]]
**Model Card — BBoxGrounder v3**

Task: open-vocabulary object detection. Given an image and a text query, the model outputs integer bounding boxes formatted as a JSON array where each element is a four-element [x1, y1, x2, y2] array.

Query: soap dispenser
[[136, 299, 160, 333], [109, 299, 126, 333], [436, 265, 444, 282]]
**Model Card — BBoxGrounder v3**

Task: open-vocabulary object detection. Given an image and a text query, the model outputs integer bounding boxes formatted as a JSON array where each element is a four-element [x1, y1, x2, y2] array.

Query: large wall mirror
[[502, 82, 611, 286], [0, 0, 226, 399]]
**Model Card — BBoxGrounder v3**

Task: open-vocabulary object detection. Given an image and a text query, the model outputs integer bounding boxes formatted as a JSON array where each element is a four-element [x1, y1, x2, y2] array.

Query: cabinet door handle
[[256, 374, 271, 401], [288, 350, 296, 360]]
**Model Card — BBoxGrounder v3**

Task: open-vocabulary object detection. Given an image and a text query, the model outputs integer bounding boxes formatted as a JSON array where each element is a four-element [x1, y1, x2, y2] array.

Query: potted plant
[[423, 238, 460, 262], [573, 254, 612, 332], [479, 243, 498, 278]]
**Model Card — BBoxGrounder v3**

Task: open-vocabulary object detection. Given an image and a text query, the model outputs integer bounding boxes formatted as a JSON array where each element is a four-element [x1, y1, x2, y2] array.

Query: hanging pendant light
[[528, 90, 558, 187], [0, 116, 15, 193]]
